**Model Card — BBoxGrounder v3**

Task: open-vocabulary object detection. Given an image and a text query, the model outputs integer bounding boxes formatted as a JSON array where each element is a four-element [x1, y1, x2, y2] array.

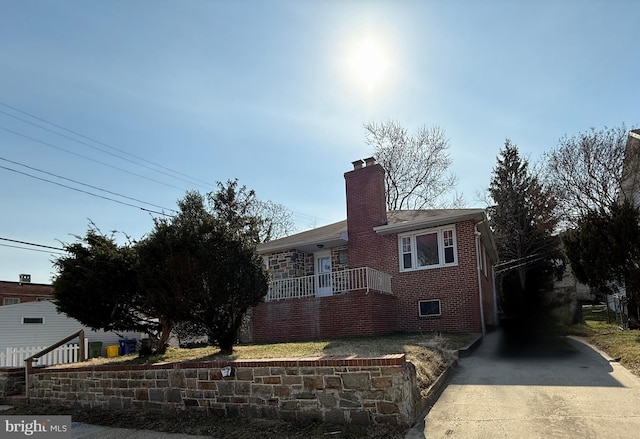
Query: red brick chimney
[[344, 157, 387, 268]]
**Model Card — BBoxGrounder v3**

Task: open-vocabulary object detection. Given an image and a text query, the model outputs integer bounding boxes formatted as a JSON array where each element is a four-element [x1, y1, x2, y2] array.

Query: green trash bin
[[89, 341, 103, 358]]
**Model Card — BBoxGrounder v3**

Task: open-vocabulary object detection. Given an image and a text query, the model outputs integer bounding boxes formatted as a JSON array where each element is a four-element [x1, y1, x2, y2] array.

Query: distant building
[[0, 275, 53, 306]]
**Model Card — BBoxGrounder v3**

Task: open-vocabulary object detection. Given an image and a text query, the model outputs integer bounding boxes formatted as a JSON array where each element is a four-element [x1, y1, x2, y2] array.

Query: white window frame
[[398, 225, 458, 272], [3, 297, 20, 305], [21, 317, 45, 324], [418, 299, 442, 317]]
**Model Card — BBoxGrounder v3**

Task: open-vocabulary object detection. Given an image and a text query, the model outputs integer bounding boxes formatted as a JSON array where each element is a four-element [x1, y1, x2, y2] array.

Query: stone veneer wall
[[0, 368, 25, 401], [265, 250, 308, 280], [27, 355, 421, 426], [265, 246, 350, 281]]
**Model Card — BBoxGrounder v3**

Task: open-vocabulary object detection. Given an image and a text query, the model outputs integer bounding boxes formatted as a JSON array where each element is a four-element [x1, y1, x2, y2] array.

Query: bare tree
[[254, 200, 296, 241], [364, 120, 461, 210], [544, 125, 639, 225]]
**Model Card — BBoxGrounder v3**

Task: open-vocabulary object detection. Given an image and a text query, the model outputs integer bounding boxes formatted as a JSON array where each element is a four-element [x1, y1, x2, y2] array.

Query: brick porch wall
[[252, 291, 398, 343], [27, 354, 421, 426]]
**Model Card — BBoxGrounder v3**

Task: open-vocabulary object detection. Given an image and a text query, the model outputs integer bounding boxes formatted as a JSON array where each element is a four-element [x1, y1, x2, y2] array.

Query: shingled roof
[[257, 208, 487, 254]]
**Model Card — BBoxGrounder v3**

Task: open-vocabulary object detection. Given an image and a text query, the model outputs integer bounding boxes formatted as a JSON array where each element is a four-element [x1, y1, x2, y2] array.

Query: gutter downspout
[[475, 223, 486, 336], [492, 264, 499, 324]]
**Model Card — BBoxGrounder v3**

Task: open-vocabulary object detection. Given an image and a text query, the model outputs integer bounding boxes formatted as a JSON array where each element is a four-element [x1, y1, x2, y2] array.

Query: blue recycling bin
[[119, 339, 137, 355]]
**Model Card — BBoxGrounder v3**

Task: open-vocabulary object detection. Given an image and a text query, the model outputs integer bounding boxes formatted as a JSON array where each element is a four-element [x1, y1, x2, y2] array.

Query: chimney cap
[[352, 159, 364, 170], [364, 157, 376, 166]]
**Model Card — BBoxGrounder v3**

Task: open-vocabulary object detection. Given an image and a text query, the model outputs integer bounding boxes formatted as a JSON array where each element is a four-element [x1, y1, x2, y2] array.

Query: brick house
[[0, 275, 53, 306], [251, 158, 498, 343]]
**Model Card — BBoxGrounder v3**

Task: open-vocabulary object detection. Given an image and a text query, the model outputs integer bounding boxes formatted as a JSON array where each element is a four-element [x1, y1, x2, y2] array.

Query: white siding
[[0, 300, 141, 352]]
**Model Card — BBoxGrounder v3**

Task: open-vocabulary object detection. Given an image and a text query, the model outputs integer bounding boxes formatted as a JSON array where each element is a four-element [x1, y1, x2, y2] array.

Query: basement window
[[418, 300, 441, 317], [22, 317, 44, 324]]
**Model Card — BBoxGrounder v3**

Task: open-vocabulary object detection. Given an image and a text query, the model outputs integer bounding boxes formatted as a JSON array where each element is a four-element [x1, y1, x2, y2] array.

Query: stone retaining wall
[[28, 354, 422, 426], [0, 367, 25, 401]]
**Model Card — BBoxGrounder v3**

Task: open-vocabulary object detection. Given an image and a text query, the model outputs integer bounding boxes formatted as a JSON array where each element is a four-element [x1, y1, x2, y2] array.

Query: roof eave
[[257, 232, 348, 254], [374, 211, 485, 235]]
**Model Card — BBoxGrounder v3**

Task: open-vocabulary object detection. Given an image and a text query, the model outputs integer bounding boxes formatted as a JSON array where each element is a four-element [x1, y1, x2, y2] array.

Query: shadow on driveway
[[451, 328, 621, 387]]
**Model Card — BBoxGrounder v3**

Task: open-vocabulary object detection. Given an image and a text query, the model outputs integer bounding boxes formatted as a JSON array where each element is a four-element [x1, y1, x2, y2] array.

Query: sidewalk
[[0, 406, 209, 439], [70, 422, 209, 439]]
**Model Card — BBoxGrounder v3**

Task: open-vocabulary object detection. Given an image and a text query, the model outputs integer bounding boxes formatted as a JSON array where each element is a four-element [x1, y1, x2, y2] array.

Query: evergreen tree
[[137, 187, 268, 354], [562, 200, 640, 324], [54, 182, 270, 355], [488, 140, 561, 333], [53, 228, 158, 336]]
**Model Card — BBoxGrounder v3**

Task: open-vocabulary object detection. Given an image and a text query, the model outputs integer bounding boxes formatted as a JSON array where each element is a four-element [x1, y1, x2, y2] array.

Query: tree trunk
[[156, 318, 172, 354]]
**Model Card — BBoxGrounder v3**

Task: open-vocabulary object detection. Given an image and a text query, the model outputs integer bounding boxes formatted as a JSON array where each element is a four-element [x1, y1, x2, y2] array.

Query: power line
[[0, 243, 66, 255], [0, 103, 331, 229], [0, 102, 216, 189], [0, 125, 189, 191], [0, 156, 177, 213], [0, 164, 171, 216], [0, 237, 65, 251], [0, 108, 213, 190]]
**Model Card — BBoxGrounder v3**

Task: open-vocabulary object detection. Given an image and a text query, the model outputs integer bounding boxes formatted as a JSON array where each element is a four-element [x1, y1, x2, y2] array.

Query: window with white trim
[[3, 297, 20, 305], [418, 299, 441, 317], [399, 226, 458, 271], [22, 317, 44, 324]]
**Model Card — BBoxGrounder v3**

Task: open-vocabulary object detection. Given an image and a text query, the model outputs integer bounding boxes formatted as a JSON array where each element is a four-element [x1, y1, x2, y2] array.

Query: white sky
[[1, 0, 638, 283]]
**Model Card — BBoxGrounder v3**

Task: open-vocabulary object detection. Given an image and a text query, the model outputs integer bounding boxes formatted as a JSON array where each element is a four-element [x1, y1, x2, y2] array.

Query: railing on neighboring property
[[0, 339, 89, 368], [266, 267, 392, 302], [24, 330, 87, 403]]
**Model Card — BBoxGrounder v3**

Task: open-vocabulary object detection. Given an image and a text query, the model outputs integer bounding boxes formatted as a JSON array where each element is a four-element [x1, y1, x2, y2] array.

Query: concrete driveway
[[421, 329, 640, 438]]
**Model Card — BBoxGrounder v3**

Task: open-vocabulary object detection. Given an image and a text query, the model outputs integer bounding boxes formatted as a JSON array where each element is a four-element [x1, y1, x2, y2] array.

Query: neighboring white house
[[0, 300, 141, 355]]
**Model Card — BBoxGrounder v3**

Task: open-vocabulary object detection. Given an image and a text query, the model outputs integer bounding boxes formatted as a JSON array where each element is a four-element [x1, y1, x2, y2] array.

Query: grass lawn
[[57, 332, 473, 396], [567, 305, 640, 377]]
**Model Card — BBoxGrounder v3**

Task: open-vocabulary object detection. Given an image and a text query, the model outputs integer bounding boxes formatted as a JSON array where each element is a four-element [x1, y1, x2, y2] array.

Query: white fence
[[266, 267, 392, 302], [0, 339, 89, 368]]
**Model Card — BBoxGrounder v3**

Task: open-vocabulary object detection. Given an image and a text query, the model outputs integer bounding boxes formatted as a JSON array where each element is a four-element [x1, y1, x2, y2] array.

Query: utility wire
[[0, 164, 171, 216], [0, 108, 212, 190], [0, 243, 66, 255], [0, 156, 177, 213], [0, 126, 189, 191], [0, 102, 330, 229], [0, 102, 216, 189], [0, 237, 65, 251]]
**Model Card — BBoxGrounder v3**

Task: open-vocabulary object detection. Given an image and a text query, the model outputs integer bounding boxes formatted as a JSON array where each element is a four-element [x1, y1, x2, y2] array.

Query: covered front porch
[[265, 267, 392, 302]]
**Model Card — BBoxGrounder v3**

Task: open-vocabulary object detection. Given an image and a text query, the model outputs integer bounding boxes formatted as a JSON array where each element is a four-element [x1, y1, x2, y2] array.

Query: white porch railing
[[0, 339, 89, 368], [266, 267, 392, 302]]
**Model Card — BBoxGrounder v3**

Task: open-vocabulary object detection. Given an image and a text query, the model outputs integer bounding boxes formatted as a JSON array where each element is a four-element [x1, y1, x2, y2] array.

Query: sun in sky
[[346, 36, 391, 92]]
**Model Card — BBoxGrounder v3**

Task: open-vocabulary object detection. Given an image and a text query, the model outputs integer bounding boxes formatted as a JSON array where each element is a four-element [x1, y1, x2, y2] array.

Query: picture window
[[399, 226, 457, 272]]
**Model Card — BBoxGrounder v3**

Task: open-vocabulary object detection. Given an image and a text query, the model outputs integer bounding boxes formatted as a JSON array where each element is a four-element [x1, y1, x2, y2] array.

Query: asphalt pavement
[[418, 329, 640, 438]]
